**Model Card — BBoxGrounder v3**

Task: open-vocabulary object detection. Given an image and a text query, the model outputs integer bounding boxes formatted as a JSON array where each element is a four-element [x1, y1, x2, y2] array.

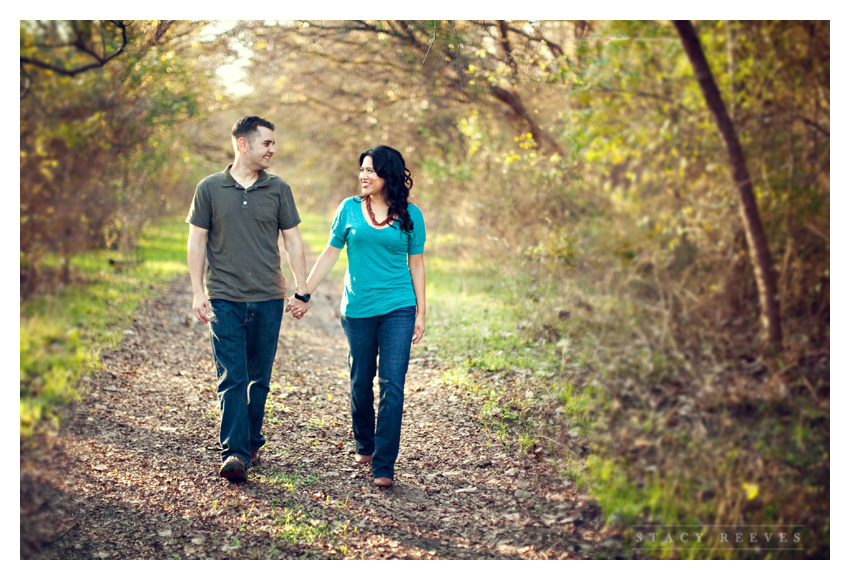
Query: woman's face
[[359, 156, 386, 199]]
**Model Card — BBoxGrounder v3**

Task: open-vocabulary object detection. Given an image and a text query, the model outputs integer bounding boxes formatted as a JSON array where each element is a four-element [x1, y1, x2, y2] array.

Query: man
[[186, 115, 312, 482]]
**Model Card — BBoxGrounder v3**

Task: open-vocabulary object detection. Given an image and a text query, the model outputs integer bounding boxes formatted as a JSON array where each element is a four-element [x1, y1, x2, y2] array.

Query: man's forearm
[[187, 239, 207, 296], [187, 226, 211, 323], [283, 235, 308, 294]]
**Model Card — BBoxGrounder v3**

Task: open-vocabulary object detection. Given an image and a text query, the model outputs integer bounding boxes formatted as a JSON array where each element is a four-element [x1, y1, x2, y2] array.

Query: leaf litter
[[21, 273, 620, 560]]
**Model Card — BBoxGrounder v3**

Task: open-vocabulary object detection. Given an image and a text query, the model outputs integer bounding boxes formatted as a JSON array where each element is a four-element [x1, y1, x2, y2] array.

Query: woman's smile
[[359, 156, 385, 197]]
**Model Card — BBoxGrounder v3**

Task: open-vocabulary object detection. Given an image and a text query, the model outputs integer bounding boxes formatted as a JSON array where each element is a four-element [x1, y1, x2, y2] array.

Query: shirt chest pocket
[[254, 200, 278, 224]]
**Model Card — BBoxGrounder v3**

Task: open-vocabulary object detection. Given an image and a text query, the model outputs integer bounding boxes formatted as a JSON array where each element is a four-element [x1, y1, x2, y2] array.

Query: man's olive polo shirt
[[186, 164, 301, 302]]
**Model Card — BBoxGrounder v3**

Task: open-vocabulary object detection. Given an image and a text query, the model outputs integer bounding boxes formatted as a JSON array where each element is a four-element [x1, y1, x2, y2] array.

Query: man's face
[[242, 126, 275, 170]]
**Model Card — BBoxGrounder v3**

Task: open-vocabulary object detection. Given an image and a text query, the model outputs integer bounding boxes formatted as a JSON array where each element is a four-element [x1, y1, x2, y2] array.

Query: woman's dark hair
[[359, 145, 414, 232]]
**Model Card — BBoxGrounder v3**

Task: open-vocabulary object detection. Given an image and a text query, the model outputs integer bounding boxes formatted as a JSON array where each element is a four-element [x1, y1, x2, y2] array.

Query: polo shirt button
[[243, 201, 247, 205]]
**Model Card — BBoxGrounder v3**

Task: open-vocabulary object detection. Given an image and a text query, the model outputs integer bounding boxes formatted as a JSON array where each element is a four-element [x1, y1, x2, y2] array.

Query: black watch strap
[[294, 292, 311, 303]]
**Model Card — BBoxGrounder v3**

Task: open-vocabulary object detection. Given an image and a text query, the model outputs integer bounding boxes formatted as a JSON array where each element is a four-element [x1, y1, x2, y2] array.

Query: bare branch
[[490, 84, 563, 155], [797, 114, 830, 137], [501, 22, 565, 58], [422, 22, 437, 67], [21, 21, 129, 77], [153, 20, 174, 43], [496, 20, 518, 78]]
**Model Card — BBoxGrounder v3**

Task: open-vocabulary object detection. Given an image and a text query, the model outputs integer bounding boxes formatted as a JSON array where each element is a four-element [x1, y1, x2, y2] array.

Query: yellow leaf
[[742, 483, 759, 500]]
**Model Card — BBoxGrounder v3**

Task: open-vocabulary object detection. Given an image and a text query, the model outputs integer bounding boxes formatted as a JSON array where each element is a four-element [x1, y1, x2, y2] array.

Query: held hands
[[286, 296, 311, 319]]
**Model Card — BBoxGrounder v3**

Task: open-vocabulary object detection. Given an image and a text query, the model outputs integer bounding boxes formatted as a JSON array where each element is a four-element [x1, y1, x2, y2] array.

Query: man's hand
[[286, 296, 311, 319], [193, 293, 211, 324]]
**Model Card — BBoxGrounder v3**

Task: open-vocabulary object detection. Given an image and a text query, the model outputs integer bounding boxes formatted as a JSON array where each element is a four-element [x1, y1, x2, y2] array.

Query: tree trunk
[[673, 20, 783, 350]]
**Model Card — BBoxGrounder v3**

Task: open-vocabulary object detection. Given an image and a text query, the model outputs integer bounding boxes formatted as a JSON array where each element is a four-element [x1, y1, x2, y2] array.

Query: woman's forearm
[[409, 253, 426, 344], [306, 244, 342, 295], [409, 253, 426, 317]]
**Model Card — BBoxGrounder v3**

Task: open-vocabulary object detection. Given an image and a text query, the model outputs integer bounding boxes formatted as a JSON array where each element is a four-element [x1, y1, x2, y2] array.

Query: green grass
[[426, 253, 525, 365], [20, 216, 189, 436], [274, 506, 331, 544], [257, 470, 321, 492]]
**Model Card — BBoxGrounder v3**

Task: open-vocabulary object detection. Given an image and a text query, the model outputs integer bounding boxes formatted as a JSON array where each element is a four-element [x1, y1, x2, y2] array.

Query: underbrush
[[582, 300, 830, 559], [421, 230, 829, 559], [20, 217, 188, 436]]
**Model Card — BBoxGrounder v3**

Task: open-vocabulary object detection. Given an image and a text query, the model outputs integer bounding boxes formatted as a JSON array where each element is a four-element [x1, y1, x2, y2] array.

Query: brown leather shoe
[[219, 456, 247, 483], [250, 448, 261, 466], [354, 454, 373, 464], [373, 477, 393, 487]]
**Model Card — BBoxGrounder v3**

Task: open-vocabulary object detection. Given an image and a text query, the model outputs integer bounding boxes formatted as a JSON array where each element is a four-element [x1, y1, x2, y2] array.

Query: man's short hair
[[231, 116, 275, 142]]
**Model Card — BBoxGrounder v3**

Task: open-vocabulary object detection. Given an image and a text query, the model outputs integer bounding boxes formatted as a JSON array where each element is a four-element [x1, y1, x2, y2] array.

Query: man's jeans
[[209, 298, 283, 467], [341, 305, 416, 480]]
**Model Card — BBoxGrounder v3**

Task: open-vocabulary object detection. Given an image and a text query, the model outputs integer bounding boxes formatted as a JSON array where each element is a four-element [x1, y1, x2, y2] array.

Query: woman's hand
[[412, 314, 425, 345], [287, 296, 310, 319]]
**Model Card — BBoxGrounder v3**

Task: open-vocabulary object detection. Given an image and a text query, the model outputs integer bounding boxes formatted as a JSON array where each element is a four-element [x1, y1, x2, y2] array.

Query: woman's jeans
[[341, 305, 416, 480], [209, 298, 283, 467]]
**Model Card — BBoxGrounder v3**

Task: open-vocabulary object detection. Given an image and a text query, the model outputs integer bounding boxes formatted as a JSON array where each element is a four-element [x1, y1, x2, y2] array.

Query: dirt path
[[20, 270, 620, 560]]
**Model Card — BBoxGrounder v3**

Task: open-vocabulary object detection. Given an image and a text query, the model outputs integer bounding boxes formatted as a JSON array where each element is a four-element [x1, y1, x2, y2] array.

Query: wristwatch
[[294, 292, 311, 303]]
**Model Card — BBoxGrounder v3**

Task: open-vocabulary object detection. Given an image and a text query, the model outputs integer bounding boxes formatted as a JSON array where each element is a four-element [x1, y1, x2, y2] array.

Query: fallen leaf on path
[[456, 487, 478, 494]]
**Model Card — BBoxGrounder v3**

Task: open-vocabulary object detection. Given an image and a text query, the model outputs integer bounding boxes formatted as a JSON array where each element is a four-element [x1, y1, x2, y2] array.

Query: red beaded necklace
[[364, 195, 392, 227]]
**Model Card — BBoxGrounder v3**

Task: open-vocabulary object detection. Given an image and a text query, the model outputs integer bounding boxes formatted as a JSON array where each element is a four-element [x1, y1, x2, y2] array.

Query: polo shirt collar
[[221, 164, 271, 188]]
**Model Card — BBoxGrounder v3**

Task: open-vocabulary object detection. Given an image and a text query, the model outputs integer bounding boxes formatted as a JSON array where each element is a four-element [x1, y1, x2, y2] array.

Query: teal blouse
[[328, 196, 426, 318]]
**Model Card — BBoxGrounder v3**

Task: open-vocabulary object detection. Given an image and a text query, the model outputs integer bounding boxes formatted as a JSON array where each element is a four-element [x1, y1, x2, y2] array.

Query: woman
[[294, 145, 426, 487]]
